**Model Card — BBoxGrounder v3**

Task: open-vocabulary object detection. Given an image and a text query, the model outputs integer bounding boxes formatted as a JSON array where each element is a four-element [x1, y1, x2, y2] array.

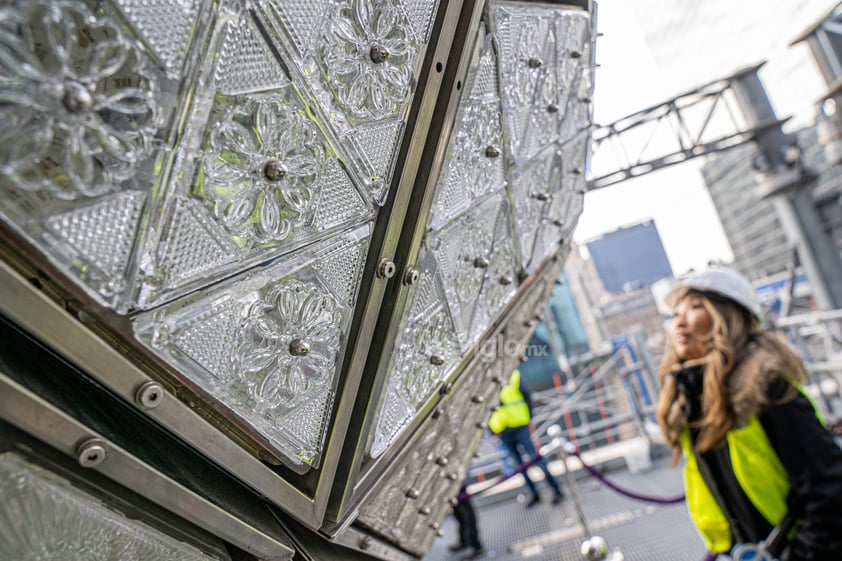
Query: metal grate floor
[[422, 455, 706, 561]]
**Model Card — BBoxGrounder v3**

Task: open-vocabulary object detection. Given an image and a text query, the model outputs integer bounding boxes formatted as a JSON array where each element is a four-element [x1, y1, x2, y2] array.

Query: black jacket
[[676, 356, 842, 560]]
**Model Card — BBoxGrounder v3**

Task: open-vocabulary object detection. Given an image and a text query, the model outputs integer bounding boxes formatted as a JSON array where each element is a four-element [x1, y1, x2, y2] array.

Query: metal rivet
[[406, 488, 420, 500], [418, 506, 431, 515], [358, 536, 372, 550], [446, 472, 459, 481], [547, 103, 559, 113], [77, 439, 107, 468], [534, 192, 550, 201], [430, 522, 441, 530], [485, 146, 499, 158], [289, 339, 310, 356], [448, 497, 459, 507], [435, 456, 449, 466], [263, 160, 288, 181], [524, 318, 538, 327], [571, 167, 583, 175], [528, 57, 542, 68], [135, 381, 164, 409], [403, 267, 419, 286], [519, 355, 528, 363], [439, 382, 452, 396], [471, 395, 485, 404], [579, 96, 591, 103], [491, 375, 503, 385], [430, 354, 445, 366], [476, 421, 488, 429], [370, 44, 389, 64], [436, 529, 445, 537], [569, 49, 582, 59], [377, 258, 396, 279], [499, 275, 513, 286], [62, 82, 93, 113], [473, 257, 490, 269], [553, 219, 564, 227]]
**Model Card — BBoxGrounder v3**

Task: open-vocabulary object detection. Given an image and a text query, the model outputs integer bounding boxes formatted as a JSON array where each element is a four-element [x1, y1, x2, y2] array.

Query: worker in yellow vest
[[489, 369, 564, 507], [658, 267, 842, 560]]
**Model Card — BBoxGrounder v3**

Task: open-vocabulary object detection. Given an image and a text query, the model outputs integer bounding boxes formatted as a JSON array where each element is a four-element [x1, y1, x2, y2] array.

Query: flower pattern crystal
[[202, 96, 326, 246], [234, 279, 342, 415], [321, 0, 415, 120], [0, 2, 159, 199]]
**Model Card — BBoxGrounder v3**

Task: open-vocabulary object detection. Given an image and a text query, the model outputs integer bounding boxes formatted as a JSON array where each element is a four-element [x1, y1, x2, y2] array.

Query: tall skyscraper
[[701, 124, 842, 281], [700, 145, 791, 279]]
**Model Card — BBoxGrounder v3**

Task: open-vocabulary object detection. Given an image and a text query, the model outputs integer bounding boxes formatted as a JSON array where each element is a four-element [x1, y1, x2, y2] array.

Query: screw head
[[370, 44, 389, 64], [528, 57, 542, 68], [77, 439, 107, 468], [377, 258, 396, 279], [405, 488, 420, 500], [135, 381, 164, 409], [430, 354, 445, 366], [289, 338, 310, 356], [263, 160, 288, 181], [485, 146, 500, 158], [62, 82, 94, 113], [403, 267, 419, 286]]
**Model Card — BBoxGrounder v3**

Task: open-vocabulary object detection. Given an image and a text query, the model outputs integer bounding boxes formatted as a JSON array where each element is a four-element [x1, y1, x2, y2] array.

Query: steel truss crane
[[588, 63, 842, 310], [588, 63, 791, 191]]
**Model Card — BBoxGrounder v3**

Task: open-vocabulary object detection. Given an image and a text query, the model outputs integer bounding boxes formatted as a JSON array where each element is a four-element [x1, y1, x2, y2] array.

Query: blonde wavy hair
[[656, 288, 808, 465]]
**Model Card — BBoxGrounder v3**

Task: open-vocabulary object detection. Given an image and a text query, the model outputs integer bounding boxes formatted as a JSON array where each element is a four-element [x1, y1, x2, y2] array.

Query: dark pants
[[499, 425, 563, 499], [453, 487, 481, 549]]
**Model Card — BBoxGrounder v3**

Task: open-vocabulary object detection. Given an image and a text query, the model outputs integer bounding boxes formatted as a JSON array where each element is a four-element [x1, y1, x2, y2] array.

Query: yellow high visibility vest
[[488, 370, 531, 433], [682, 384, 821, 553]]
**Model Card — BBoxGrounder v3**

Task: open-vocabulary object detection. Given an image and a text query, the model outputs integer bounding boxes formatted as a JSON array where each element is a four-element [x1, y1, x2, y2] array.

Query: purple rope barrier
[[568, 447, 686, 505], [459, 447, 685, 505], [457, 452, 544, 501]]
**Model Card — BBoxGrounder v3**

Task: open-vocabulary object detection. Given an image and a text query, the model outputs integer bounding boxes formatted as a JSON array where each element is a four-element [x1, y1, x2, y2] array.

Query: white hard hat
[[664, 267, 762, 321]]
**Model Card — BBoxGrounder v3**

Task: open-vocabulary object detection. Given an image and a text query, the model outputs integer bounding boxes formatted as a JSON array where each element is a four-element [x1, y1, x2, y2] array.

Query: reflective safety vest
[[488, 370, 531, 434], [682, 385, 821, 553]]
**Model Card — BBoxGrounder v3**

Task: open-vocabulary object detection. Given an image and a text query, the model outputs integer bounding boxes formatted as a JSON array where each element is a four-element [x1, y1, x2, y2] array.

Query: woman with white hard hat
[[656, 267, 842, 561]]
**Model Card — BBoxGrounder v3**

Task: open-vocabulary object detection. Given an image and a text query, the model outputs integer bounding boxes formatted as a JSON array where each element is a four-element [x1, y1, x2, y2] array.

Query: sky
[[574, 0, 836, 275]]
